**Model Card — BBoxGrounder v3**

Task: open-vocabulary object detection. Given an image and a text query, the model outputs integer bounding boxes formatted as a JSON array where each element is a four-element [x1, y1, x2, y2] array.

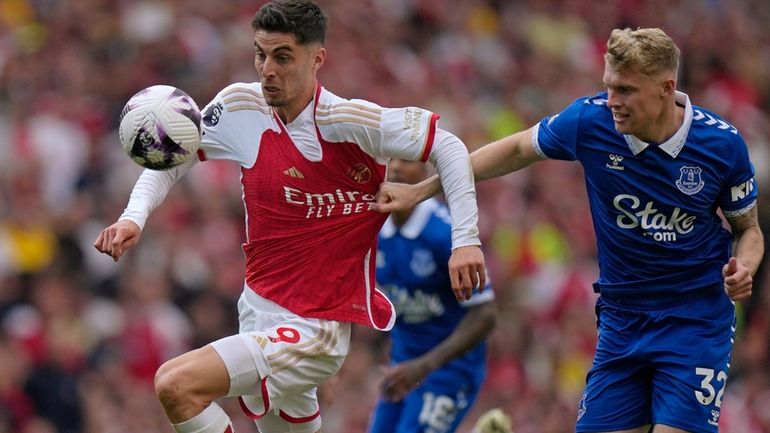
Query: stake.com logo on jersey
[[283, 186, 377, 219], [612, 194, 695, 243], [612, 176, 754, 242]]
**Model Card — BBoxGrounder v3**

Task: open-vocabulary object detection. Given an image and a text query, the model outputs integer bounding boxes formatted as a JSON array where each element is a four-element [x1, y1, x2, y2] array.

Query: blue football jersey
[[533, 91, 757, 299], [376, 198, 494, 382]]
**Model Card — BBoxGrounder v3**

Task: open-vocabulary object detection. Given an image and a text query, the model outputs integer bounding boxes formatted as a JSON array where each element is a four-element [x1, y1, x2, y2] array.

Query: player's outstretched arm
[[723, 205, 764, 301], [374, 126, 543, 214], [94, 219, 142, 262], [470, 126, 542, 183], [379, 301, 496, 402], [94, 160, 194, 262]]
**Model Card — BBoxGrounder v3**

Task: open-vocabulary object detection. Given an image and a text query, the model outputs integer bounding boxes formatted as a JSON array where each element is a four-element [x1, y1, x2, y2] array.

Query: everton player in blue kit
[[368, 159, 497, 433], [375, 28, 763, 433]]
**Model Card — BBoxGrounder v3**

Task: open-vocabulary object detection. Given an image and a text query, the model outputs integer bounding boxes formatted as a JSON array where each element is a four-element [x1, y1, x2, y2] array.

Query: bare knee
[[155, 358, 191, 409], [154, 357, 177, 392], [154, 347, 230, 422]]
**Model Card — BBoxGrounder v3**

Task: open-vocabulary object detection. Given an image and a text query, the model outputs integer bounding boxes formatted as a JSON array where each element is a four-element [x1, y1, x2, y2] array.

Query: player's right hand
[[94, 220, 142, 262], [372, 181, 423, 213], [379, 359, 429, 402]]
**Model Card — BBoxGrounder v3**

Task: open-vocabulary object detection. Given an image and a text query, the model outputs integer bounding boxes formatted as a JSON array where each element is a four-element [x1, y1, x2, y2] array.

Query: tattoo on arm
[[725, 206, 760, 235]]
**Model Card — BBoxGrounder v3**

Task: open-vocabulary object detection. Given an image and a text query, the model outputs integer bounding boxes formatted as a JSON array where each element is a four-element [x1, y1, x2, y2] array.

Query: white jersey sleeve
[[316, 96, 437, 162], [121, 82, 277, 230], [317, 92, 480, 249], [429, 128, 480, 249], [119, 82, 266, 229], [119, 158, 196, 230], [199, 82, 276, 168]]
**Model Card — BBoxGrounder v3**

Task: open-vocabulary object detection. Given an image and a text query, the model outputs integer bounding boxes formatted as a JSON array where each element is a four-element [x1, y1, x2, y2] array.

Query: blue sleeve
[[718, 132, 758, 216], [533, 98, 586, 161]]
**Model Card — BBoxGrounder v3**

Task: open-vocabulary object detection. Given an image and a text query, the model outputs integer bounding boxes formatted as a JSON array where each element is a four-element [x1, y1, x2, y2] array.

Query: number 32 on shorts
[[694, 367, 727, 406]]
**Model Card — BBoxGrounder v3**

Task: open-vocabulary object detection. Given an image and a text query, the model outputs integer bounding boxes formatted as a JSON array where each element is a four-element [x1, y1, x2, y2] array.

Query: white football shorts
[[210, 287, 351, 433]]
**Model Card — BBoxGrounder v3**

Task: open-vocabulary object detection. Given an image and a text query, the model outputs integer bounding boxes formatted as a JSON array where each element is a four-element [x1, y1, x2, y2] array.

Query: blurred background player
[[368, 159, 496, 433], [93, 1, 485, 433], [374, 27, 763, 433]]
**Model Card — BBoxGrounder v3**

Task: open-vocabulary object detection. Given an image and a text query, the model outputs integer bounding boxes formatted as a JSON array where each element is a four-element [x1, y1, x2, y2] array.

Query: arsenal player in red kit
[[94, 1, 485, 432]]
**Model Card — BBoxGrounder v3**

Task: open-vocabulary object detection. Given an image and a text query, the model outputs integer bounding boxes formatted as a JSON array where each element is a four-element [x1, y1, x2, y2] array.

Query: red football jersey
[[195, 84, 440, 330], [241, 111, 395, 329]]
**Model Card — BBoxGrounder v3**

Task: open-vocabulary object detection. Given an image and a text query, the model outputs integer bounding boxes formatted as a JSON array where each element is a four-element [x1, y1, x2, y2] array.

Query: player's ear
[[661, 76, 676, 99], [312, 46, 326, 71]]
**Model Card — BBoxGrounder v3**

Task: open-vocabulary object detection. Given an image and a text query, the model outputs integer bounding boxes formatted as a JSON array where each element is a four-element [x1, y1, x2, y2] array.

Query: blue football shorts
[[576, 291, 735, 433], [368, 371, 481, 433]]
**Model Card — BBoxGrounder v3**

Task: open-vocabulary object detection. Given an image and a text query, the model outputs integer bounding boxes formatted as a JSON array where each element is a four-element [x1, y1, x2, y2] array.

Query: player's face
[[254, 31, 325, 120], [387, 159, 427, 185], [602, 62, 668, 141]]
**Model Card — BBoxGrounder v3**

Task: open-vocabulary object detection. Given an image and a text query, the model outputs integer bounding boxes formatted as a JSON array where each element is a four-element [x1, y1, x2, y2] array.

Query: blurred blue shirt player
[[368, 159, 496, 433], [374, 28, 763, 433]]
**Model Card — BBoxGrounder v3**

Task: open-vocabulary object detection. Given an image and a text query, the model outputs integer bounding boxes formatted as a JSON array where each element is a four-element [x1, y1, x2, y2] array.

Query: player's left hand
[[449, 245, 486, 301], [723, 256, 753, 301], [379, 359, 429, 402]]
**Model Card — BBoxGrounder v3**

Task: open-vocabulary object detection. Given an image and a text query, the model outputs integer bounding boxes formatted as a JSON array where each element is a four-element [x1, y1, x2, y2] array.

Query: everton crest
[[675, 166, 704, 195], [410, 249, 436, 278]]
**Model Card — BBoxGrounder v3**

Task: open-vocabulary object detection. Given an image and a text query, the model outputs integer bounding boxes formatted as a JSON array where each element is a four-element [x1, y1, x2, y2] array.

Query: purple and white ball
[[119, 85, 202, 170]]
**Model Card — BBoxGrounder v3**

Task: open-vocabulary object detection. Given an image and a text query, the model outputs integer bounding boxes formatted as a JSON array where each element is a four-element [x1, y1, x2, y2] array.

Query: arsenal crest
[[346, 163, 372, 184], [675, 166, 704, 195]]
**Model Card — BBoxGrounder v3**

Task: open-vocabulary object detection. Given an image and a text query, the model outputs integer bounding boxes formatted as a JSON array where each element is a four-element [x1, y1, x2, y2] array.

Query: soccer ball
[[119, 85, 202, 170]]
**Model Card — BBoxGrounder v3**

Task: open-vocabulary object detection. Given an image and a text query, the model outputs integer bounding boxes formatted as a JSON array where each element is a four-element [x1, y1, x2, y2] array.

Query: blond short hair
[[604, 28, 680, 77]]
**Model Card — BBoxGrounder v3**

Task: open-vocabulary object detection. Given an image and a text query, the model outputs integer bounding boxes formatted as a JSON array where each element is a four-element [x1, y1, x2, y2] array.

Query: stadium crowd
[[1, 0, 769, 432]]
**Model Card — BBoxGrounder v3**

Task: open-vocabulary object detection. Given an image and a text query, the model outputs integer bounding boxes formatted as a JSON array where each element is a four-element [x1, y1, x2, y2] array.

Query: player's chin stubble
[[264, 95, 286, 108]]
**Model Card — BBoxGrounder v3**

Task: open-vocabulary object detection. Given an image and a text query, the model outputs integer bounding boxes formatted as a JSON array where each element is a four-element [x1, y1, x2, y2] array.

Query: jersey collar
[[623, 91, 693, 158], [380, 198, 438, 239], [282, 83, 321, 129]]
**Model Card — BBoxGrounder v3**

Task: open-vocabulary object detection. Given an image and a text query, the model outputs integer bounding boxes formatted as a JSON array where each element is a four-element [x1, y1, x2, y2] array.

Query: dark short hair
[[251, 0, 327, 45]]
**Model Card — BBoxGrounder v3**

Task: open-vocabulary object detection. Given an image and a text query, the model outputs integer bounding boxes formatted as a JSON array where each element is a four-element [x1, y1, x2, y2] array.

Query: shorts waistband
[[242, 284, 294, 315]]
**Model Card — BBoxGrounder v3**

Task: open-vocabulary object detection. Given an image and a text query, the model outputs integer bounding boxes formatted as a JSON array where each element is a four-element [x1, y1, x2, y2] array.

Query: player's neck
[[640, 101, 684, 144], [274, 86, 316, 124]]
